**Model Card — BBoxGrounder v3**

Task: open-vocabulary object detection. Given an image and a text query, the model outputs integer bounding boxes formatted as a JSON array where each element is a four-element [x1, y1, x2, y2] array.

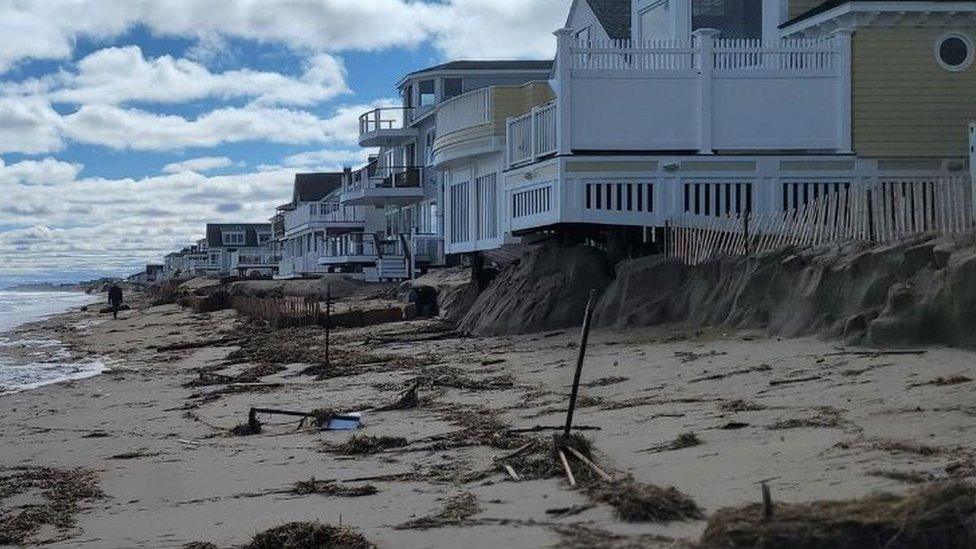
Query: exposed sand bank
[[1, 279, 974, 547]]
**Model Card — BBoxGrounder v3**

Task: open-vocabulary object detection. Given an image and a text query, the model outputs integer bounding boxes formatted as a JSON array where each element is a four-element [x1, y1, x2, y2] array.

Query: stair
[[375, 258, 409, 281]]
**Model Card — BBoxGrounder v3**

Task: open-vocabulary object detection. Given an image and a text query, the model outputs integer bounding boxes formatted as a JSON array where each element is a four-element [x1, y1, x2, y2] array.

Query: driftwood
[[565, 446, 613, 481], [156, 337, 239, 352], [508, 425, 601, 434], [768, 375, 822, 387], [558, 450, 576, 487]]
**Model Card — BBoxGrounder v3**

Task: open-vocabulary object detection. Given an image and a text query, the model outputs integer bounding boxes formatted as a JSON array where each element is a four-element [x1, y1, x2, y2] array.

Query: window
[[692, 0, 761, 40], [639, 1, 669, 41], [257, 232, 271, 244], [443, 78, 463, 99], [575, 25, 591, 45], [424, 129, 436, 166], [936, 33, 973, 72], [222, 231, 245, 245], [419, 80, 435, 106]]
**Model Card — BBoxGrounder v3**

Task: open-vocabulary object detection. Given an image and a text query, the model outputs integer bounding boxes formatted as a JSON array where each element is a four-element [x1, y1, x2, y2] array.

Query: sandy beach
[[0, 281, 974, 548]]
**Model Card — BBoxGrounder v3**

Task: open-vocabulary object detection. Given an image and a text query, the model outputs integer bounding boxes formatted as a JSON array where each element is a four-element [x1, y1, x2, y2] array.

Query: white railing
[[359, 107, 413, 136], [436, 88, 492, 136], [310, 203, 366, 224], [507, 102, 557, 168], [570, 36, 837, 73]]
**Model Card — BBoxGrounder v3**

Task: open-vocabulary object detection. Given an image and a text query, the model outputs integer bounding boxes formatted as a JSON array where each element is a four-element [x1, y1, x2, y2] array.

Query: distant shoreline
[[1, 284, 87, 293]]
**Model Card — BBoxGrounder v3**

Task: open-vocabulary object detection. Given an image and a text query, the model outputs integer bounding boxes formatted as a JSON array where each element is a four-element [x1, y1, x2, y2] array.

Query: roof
[[400, 60, 554, 83], [780, 0, 970, 28], [205, 223, 272, 248], [587, 0, 631, 40], [292, 172, 343, 203]]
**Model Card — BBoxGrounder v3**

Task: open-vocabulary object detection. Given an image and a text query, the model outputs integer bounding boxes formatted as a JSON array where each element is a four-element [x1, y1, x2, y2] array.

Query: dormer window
[[222, 231, 245, 245]]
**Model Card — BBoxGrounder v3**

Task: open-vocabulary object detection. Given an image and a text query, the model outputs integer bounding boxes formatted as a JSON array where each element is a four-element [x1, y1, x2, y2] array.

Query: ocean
[[0, 291, 107, 394]]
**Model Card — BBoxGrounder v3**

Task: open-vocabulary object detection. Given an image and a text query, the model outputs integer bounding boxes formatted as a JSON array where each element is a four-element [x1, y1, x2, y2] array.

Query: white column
[[693, 28, 720, 155], [834, 28, 855, 154], [554, 28, 574, 156]]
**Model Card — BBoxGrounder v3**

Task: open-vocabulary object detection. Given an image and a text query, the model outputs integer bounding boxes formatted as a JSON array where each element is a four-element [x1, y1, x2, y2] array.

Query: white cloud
[[0, 1, 568, 73], [162, 156, 233, 174], [0, 97, 64, 154], [0, 157, 83, 186], [282, 149, 371, 168], [4, 46, 350, 107], [0, 97, 396, 155], [0, 152, 371, 278]]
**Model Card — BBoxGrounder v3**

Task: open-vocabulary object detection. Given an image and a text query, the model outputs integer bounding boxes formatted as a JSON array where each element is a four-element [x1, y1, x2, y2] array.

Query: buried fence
[[666, 177, 974, 265], [182, 292, 407, 330]]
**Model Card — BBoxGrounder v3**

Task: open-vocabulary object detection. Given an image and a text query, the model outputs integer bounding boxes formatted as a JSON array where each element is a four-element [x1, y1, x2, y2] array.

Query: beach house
[[341, 61, 554, 275], [204, 223, 274, 278], [273, 172, 380, 279], [441, 0, 976, 258]]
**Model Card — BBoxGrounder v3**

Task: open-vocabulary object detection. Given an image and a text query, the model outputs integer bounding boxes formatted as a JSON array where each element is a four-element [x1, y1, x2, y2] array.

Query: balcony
[[432, 82, 555, 169], [340, 166, 425, 207], [318, 233, 381, 266], [358, 107, 418, 147], [281, 202, 367, 236]]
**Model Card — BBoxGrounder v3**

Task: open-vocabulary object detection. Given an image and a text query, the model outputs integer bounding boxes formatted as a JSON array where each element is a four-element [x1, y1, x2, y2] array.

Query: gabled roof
[[205, 223, 272, 248], [587, 0, 631, 40], [780, 0, 969, 28], [399, 60, 554, 85], [292, 172, 343, 203]]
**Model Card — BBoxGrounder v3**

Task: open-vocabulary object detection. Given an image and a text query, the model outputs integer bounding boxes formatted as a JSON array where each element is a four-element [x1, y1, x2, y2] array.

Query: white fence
[[666, 177, 973, 265], [570, 37, 836, 73], [507, 102, 558, 168], [435, 88, 491, 136]]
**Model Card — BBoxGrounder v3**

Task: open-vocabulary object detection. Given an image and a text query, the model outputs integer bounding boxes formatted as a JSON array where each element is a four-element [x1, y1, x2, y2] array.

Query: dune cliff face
[[460, 232, 976, 349]]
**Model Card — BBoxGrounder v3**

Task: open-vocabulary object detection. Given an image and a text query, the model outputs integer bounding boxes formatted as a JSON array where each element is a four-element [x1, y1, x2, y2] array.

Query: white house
[[273, 172, 380, 279], [204, 223, 274, 278], [477, 0, 976, 256], [344, 61, 555, 276]]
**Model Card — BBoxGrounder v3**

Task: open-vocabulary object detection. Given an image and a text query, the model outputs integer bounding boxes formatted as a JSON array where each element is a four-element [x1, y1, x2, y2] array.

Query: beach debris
[[909, 375, 972, 388], [396, 492, 481, 530], [376, 383, 420, 411], [107, 449, 161, 460], [552, 524, 675, 548], [502, 464, 520, 481], [700, 481, 976, 548], [868, 469, 938, 484], [768, 375, 822, 387], [0, 466, 106, 545], [675, 350, 727, 363], [291, 478, 378, 497], [182, 543, 218, 549], [235, 407, 363, 436], [762, 481, 774, 519], [645, 432, 702, 453], [587, 475, 704, 523], [768, 407, 843, 430], [243, 521, 371, 549], [581, 376, 629, 388], [718, 399, 766, 412], [230, 420, 262, 436], [331, 435, 408, 455], [719, 421, 750, 430], [545, 504, 596, 517]]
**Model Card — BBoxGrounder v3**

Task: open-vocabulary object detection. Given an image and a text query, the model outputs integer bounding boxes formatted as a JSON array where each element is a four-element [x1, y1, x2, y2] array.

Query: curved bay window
[[692, 0, 762, 40]]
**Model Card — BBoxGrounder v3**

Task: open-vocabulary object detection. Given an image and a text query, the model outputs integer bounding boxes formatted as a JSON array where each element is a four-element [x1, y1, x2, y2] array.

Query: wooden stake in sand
[[565, 446, 613, 481], [324, 285, 331, 366], [564, 289, 597, 437], [762, 481, 774, 519], [558, 450, 576, 487]]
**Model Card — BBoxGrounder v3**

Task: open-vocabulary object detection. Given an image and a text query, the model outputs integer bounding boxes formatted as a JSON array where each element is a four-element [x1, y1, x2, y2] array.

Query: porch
[[340, 165, 425, 207]]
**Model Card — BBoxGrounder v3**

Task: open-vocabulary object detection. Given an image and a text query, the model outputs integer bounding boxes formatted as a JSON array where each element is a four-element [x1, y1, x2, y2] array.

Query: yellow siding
[[853, 28, 976, 158], [433, 82, 555, 153], [789, 0, 824, 20]]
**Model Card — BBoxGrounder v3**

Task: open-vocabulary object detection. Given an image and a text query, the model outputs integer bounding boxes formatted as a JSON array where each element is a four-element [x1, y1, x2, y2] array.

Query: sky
[[0, 0, 571, 287]]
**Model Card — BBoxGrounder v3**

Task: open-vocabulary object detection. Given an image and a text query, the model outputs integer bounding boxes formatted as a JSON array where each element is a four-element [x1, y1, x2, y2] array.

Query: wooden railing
[[507, 102, 557, 168]]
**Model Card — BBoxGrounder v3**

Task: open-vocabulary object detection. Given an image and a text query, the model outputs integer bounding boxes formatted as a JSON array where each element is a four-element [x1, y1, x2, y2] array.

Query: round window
[[936, 33, 973, 71]]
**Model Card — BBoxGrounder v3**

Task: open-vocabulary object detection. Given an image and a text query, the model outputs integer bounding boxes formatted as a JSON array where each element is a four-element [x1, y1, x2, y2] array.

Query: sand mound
[[458, 245, 613, 336], [401, 267, 479, 322], [592, 232, 976, 348], [699, 481, 976, 548], [227, 275, 375, 300]]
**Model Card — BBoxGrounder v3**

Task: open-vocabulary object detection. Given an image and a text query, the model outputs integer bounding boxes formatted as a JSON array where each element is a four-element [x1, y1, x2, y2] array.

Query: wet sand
[[1, 294, 975, 548]]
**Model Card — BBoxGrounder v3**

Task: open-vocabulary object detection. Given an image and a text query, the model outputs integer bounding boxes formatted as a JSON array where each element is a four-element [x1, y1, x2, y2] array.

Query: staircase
[[375, 257, 409, 281]]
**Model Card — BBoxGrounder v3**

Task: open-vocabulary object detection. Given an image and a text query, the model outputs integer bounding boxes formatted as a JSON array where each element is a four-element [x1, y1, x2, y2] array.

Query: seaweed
[[244, 521, 371, 549]]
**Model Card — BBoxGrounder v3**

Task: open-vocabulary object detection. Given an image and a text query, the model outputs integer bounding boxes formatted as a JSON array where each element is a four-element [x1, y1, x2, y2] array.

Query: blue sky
[[0, 0, 570, 287]]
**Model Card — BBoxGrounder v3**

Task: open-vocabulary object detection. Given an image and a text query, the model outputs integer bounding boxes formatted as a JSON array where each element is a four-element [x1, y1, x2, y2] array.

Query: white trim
[[781, 2, 976, 37], [935, 31, 975, 72]]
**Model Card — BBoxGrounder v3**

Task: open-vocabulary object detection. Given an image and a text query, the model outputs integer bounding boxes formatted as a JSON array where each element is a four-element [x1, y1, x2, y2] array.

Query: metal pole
[[563, 289, 597, 437], [324, 285, 331, 366]]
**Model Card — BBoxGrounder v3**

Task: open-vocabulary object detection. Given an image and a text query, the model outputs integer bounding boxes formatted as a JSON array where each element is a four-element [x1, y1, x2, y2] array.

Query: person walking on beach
[[108, 284, 124, 319]]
